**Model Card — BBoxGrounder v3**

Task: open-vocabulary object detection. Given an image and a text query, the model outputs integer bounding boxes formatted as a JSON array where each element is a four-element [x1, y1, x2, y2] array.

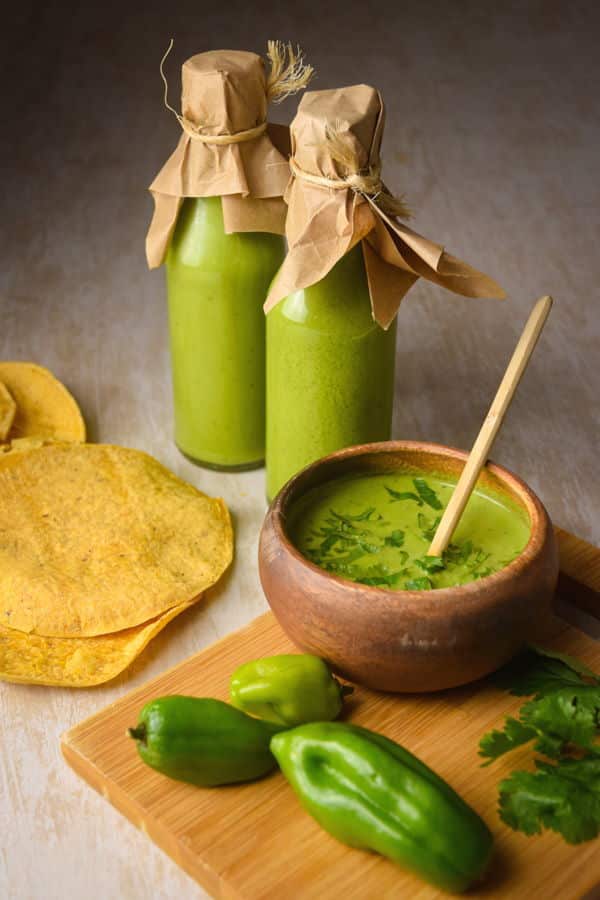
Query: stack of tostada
[[0, 363, 233, 686]]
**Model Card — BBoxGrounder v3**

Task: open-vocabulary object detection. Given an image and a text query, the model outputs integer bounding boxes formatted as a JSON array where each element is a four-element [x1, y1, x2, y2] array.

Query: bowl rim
[[264, 440, 552, 615]]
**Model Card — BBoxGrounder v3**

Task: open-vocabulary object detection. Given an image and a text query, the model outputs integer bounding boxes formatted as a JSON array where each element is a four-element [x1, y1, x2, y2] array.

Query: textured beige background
[[1, 1, 599, 898]]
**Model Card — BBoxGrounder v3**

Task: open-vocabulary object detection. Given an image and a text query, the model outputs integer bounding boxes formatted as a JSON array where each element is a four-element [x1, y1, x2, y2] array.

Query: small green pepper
[[271, 722, 493, 894], [229, 654, 353, 726], [128, 696, 283, 787]]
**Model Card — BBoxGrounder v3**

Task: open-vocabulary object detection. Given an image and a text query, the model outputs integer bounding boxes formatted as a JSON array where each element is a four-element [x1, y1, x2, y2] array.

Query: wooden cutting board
[[62, 528, 600, 900]]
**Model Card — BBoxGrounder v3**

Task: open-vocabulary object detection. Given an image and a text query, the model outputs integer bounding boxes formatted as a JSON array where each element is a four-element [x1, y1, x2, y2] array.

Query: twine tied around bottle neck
[[179, 118, 267, 144], [289, 125, 411, 220], [289, 156, 383, 194]]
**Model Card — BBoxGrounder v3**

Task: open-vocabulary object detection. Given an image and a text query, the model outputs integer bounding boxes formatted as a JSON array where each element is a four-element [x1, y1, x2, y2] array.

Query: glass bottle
[[266, 243, 397, 499], [166, 196, 284, 470]]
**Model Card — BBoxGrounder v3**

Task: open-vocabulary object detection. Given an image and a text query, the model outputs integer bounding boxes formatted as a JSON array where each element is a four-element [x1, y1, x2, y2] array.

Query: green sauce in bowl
[[287, 471, 530, 591]]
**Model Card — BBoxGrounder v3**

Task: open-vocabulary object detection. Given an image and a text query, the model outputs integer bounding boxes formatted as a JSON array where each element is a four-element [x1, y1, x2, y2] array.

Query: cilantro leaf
[[490, 645, 599, 698], [413, 477, 443, 510], [357, 541, 381, 554], [330, 507, 376, 524], [404, 576, 432, 591], [466, 548, 492, 573], [415, 555, 445, 573], [479, 717, 536, 764], [417, 512, 442, 542], [384, 529, 405, 547], [529, 645, 600, 681], [356, 566, 404, 587], [499, 757, 600, 844], [384, 550, 409, 569], [385, 486, 423, 505], [319, 533, 341, 554], [443, 541, 473, 565], [520, 687, 600, 756], [480, 688, 600, 763]]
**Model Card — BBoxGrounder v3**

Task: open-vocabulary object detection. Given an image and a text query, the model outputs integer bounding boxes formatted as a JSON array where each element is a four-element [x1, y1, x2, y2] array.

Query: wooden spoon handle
[[427, 295, 553, 558]]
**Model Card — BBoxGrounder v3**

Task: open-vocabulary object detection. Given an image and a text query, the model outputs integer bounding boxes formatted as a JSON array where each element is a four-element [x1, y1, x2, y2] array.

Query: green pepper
[[229, 654, 353, 726], [128, 696, 283, 787], [270, 722, 493, 893]]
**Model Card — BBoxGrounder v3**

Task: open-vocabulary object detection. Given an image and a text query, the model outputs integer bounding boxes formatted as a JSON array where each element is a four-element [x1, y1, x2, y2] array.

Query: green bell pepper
[[128, 696, 283, 787], [229, 654, 352, 726], [270, 722, 493, 893]]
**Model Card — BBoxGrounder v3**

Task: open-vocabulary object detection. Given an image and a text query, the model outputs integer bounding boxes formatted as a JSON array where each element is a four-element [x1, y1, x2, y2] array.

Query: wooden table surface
[[1, 2, 599, 898]]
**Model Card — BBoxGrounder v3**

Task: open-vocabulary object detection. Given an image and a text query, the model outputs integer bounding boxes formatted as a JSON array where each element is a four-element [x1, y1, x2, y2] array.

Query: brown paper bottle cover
[[146, 50, 294, 269], [264, 84, 506, 329]]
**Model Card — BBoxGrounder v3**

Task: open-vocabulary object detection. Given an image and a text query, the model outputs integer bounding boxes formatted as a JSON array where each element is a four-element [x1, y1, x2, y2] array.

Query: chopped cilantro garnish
[[404, 576, 432, 591], [444, 540, 473, 565], [385, 486, 423, 505], [417, 512, 442, 542], [357, 573, 403, 587], [355, 564, 405, 588], [415, 555, 445, 573], [330, 507, 376, 524], [413, 477, 443, 510], [296, 479, 521, 596], [384, 529, 405, 547]]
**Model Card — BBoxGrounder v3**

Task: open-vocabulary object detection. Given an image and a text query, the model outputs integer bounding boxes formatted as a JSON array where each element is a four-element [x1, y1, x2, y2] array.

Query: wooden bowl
[[259, 441, 559, 692]]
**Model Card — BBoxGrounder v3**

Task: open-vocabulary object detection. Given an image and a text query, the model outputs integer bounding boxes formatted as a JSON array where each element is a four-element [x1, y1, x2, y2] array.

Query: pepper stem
[[340, 683, 354, 697], [127, 724, 147, 744]]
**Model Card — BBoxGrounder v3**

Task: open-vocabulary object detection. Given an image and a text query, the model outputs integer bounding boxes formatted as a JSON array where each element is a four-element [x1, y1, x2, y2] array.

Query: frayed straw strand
[[266, 41, 314, 103], [320, 124, 411, 219]]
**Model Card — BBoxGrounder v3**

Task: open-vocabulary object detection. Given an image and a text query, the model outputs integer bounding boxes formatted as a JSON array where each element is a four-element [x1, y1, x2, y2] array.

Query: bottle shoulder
[[166, 197, 284, 269], [269, 245, 380, 336]]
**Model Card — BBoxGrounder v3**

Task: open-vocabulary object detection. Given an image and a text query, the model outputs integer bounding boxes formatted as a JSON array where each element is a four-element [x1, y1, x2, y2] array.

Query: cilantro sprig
[[480, 646, 600, 844], [499, 757, 600, 845]]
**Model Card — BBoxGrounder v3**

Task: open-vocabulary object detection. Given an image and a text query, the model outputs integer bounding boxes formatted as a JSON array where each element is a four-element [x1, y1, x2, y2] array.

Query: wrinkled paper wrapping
[[264, 85, 505, 328], [146, 50, 291, 268]]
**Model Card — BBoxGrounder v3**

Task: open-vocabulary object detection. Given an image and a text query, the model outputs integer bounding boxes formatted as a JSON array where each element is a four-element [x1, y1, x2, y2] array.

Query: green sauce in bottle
[[167, 196, 284, 470], [266, 244, 396, 499], [264, 80, 504, 498], [147, 47, 303, 470]]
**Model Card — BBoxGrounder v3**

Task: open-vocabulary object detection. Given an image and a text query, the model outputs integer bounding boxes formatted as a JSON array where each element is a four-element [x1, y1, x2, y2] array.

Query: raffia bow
[[289, 124, 412, 220]]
